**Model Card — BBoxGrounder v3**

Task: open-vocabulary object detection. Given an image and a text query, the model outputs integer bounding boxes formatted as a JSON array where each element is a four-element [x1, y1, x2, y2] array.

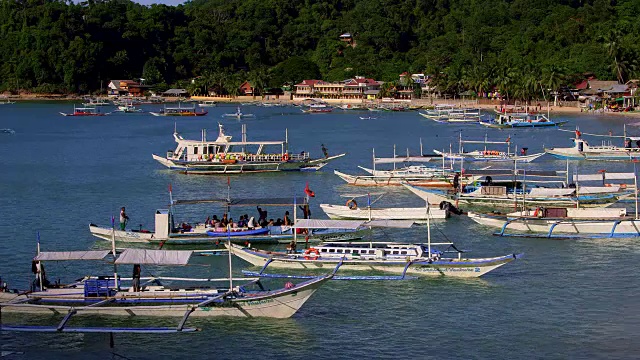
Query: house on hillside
[[293, 77, 382, 100], [339, 33, 356, 48], [107, 80, 149, 97]]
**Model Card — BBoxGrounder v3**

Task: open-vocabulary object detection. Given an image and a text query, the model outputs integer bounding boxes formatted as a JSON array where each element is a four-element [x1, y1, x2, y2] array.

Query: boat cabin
[[316, 242, 427, 259], [167, 124, 309, 163]]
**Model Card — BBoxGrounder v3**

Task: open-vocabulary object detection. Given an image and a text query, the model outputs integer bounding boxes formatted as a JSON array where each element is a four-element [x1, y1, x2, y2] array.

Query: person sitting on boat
[[221, 213, 229, 227], [205, 216, 211, 228], [257, 206, 268, 225], [228, 218, 235, 228], [120, 207, 129, 231], [267, 219, 275, 226], [237, 216, 246, 228], [132, 264, 141, 292], [286, 240, 297, 254], [283, 211, 292, 226], [274, 218, 283, 226], [625, 139, 632, 148], [521, 148, 528, 156], [211, 215, 220, 227], [247, 216, 257, 229]]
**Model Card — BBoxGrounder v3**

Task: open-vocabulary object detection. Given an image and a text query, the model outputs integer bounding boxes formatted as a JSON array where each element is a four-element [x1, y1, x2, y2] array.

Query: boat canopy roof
[[34, 250, 111, 261], [178, 139, 285, 146], [528, 188, 575, 196], [293, 219, 415, 229], [573, 172, 636, 181], [374, 156, 439, 164], [173, 197, 307, 206], [114, 249, 193, 266], [464, 169, 563, 177]]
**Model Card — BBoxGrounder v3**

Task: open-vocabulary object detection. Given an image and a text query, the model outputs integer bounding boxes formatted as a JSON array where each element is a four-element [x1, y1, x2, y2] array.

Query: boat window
[[337, 249, 343, 253], [401, 251, 407, 255], [369, 250, 375, 254], [329, 249, 335, 253], [344, 249, 351, 253], [392, 251, 399, 255], [208, 146, 215, 154], [320, 249, 327, 253], [193, 146, 198, 155]]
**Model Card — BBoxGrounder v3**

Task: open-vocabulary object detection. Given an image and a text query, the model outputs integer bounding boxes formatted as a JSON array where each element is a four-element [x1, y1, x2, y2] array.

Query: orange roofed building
[[293, 77, 381, 100], [107, 80, 149, 97]]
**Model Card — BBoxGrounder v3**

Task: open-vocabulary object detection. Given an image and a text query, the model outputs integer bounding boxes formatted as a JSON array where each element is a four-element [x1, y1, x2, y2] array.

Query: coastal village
[[3, 0, 640, 358]]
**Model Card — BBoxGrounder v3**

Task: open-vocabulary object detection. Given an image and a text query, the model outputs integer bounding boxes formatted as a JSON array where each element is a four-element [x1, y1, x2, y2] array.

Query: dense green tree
[[0, 0, 638, 100]]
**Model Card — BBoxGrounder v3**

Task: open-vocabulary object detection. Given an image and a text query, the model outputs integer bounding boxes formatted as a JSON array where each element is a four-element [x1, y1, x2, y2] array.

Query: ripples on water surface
[[1, 103, 639, 359]]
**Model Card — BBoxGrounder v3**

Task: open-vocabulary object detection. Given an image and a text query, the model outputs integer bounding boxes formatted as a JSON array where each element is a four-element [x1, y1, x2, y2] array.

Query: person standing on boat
[[321, 144, 329, 158], [132, 264, 141, 292], [119, 207, 129, 231], [283, 211, 292, 226], [453, 173, 460, 193], [257, 206, 268, 226]]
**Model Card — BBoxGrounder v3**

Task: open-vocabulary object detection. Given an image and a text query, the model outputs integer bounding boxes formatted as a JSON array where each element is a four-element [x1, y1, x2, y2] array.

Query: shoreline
[[5, 93, 639, 117]]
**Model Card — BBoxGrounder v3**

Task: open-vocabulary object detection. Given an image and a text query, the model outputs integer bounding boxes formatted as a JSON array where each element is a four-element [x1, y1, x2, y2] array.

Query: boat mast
[[427, 204, 431, 257], [372, 148, 376, 172], [575, 163, 580, 209], [111, 215, 118, 290], [393, 144, 396, 171], [513, 160, 518, 211], [635, 161, 638, 220], [37, 232, 43, 291], [420, 138, 423, 156]]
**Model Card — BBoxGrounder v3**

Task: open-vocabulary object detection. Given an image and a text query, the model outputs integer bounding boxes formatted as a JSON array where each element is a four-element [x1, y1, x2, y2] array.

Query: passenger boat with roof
[[90, 190, 364, 245], [0, 237, 332, 333], [545, 128, 640, 161], [479, 113, 566, 128], [114, 101, 143, 113], [229, 219, 521, 278], [419, 105, 480, 123], [152, 123, 345, 174], [150, 103, 208, 116], [60, 106, 107, 116], [433, 133, 545, 163]]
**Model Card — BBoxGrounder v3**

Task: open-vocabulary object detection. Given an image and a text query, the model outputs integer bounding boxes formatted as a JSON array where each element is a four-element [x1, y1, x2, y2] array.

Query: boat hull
[[153, 153, 344, 174], [89, 224, 364, 245], [334, 170, 461, 188], [319, 204, 449, 221], [433, 150, 545, 163], [0, 277, 328, 319], [545, 148, 640, 161], [468, 211, 640, 236], [229, 245, 517, 278]]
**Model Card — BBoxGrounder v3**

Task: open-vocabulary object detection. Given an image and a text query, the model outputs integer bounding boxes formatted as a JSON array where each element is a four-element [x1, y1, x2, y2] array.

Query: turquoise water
[[1, 102, 639, 359]]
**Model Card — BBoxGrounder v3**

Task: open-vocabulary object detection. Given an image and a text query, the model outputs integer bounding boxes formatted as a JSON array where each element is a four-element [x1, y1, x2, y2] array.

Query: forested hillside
[[0, 0, 638, 98]]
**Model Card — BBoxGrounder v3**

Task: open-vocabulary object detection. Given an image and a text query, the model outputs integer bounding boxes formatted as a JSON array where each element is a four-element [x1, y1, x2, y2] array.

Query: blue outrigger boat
[[479, 114, 566, 128]]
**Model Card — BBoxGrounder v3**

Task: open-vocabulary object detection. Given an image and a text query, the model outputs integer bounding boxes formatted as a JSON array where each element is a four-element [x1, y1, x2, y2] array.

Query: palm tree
[[602, 29, 625, 83]]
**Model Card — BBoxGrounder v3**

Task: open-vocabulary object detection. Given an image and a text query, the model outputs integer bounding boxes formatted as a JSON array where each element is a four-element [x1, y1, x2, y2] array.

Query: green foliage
[[0, 0, 638, 99]]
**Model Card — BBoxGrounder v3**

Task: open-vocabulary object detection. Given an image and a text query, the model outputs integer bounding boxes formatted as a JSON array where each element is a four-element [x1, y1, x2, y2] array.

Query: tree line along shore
[[0, 0, 638, 105]]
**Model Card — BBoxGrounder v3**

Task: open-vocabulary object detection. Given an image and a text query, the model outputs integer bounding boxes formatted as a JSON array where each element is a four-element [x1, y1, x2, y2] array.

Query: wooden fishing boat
[[302, 104, 332, 113], [198, 100, 217, 107], [152, 123, 345, 174]]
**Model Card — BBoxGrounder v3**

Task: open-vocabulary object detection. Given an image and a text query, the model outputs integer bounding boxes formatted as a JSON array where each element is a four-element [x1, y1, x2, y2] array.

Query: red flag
[[304, 182, 315, 197], [227, 177, 230, 186], [575, 130, 581, 138], [168, 183, 172, 193], [506, 136, 511, 143]]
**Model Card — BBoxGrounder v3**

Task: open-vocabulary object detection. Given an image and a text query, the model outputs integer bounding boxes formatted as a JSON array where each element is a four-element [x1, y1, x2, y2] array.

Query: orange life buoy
[[282, 153, 289, 161], [304, 248, 320, 260], [346, 199, 358, 210]]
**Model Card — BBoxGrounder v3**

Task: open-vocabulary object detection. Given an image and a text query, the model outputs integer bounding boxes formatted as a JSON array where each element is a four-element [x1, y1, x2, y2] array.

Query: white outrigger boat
[[198, 100, 217, 107], [0, 239, 332, 333], [223, 106, 255, 118], [229, 219, 521, 278], [150, 103, 208, 116], [402, 167, 625, 209], [545, 128, 640, 161], [320, 193, 452, 221], [467, 170, 640, 238], [434, 133, 545, 163], [419, 105, 480, 123], [152, 123, 345, 174]]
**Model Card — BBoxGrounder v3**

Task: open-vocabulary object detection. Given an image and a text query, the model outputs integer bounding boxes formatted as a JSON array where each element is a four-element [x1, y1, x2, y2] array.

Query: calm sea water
[[1, 102, 639, 359]]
